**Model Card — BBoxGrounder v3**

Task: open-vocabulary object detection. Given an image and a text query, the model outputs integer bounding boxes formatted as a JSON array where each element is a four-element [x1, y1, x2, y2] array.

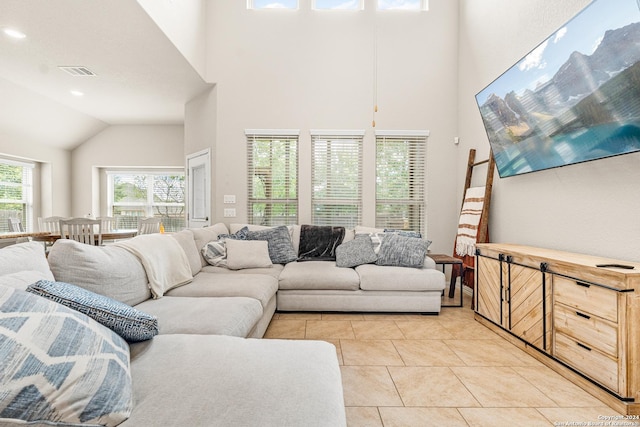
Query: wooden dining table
[[0, 231, 52, 240], [32, 229, 139, 244]]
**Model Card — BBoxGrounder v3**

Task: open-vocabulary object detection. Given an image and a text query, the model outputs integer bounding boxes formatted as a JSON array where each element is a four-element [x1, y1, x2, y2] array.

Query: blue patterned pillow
[[0, 284, 132, 426], [27, 280, 158, 342]]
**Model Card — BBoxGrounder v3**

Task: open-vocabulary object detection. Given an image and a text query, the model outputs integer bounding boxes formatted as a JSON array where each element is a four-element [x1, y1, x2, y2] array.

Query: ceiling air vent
[[58, 66, 97, 77]]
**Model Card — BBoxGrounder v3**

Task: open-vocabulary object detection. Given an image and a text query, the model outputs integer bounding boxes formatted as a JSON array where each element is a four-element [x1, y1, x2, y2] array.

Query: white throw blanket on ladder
[[455, 186, 485, 257]]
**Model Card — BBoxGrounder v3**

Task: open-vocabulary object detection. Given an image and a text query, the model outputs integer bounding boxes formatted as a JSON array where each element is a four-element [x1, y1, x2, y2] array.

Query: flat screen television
[[476, 0, 640, 178]]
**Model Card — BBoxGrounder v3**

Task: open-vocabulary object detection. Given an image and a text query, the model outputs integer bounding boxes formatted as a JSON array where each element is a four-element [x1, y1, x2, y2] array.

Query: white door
[[186, 149, 211, 228]]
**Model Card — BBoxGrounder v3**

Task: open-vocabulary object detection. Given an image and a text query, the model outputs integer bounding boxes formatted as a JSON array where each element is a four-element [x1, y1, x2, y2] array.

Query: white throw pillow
[[225, 239, 273, 270]]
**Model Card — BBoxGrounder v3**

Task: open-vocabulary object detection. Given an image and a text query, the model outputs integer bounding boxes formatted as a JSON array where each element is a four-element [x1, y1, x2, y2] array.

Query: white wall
[[206, 0, 460, 253], [458, 0, 640, 262], [137, 0, 208, 80], [71, 125, 185, 218]]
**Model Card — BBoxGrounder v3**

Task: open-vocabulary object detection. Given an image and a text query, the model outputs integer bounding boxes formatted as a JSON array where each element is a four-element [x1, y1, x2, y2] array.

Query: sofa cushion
[[134, 296, 263, 337], [48, 239, 151, 306], [0, 241, 54, 287], [279, 261, 360, 291], [200, 263, 284, 279], [0, 285, 132, 427], [375, 233, 428, 268], [335, 235, 378, 268], [247, 225, 298, 264], [169, 229, 202, 275], [190, 223, 230, 267], [166, 272, 278, 308], [226, 239, 273, 270], [298, 225, 345, 261], [356, 263, 446, 291], [27, 280, 158, 342], [125, 335, 346, 427]]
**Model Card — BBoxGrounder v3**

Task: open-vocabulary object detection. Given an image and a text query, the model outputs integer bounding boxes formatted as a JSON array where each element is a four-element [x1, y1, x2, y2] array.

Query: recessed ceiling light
[[70, 90, 84, 97], [3, 28, 26, 39]]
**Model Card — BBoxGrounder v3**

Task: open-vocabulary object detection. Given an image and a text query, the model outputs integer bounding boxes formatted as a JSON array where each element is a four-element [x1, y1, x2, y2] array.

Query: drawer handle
[[575, 311, 591, 320], [577, 342, 592, 352], [576, 281, 591, 288]]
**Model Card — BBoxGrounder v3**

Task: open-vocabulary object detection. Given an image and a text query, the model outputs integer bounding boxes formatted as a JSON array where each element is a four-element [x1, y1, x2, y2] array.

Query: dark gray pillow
[[375, 233, 427, 268], [298, 225, 345, 261], [336, 235, 377, 268], [247, 225, 298, 264]]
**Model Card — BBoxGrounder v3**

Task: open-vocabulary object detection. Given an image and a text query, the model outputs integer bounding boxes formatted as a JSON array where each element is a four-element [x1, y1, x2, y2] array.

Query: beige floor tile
[[444, 339, 541, 366], [395, 320, 455, 340], [341, 340, 405, 366], [388, 366, 481, 407], [512, 366, 605, 407], [452, 367, 557, 407], [393, 339, 466, 367], [362, 313, 427, 321], [345, 407, 383, 427], [306, 320, 355, 339], [351, 321, 406, 339], [341, 366, 403, 407], [440, 318, 501, 340], [322, 313, 365, 320], [276, 312, 322, 320], [379, 407, 469, 427], [536, 407, 625, 424], [458, 408, 554, 427], [263, 319, 306, 339]]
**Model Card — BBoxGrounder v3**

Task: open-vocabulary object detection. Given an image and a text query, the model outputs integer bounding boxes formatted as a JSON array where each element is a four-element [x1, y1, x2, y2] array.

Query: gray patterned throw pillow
[[336, 235, 378, 268], [247, 225, 298, 264], [375, 233, 427, 268]]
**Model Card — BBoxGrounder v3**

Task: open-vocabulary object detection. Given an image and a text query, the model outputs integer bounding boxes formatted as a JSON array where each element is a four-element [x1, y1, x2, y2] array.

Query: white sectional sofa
[[0, 221, 445, 427]]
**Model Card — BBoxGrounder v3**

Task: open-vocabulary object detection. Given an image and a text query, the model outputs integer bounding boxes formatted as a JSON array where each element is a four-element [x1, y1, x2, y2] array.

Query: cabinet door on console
[[508, 263, 551, 353], [476, 253, 503, 326]]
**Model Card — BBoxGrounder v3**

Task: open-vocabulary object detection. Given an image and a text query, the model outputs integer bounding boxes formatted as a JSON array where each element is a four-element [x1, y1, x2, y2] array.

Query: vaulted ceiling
[[0, 0, 211, 150]]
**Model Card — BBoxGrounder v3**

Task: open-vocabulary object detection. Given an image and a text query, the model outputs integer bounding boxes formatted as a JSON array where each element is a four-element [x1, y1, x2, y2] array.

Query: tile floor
[[264, 291, 625, 427]]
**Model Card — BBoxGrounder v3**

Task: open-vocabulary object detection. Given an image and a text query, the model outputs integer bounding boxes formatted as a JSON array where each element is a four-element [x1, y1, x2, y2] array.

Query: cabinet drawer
[[554, 332, 619, 393], [554, 303, 618, 357], [553, 276, 617, 323]]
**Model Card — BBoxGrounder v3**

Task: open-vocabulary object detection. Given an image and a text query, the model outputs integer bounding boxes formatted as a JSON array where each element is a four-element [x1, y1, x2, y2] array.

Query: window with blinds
[[246, 130, 299, 226], [107, 171, 185, 232], [375, 131, 428, 234], [311, 130, 363, 227], [0, 159, 34, 232]]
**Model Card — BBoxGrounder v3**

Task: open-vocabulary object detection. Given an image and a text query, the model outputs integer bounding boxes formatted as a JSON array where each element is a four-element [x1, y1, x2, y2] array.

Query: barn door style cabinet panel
[[475, 243, 640, 415]]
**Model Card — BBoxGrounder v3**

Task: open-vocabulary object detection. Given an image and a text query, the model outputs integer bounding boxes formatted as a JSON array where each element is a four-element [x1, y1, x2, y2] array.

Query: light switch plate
[[223, 208, 236, 217], [223, 195, 236, 204]]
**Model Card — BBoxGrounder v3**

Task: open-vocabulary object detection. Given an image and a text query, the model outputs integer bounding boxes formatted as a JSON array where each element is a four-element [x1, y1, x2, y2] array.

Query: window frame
[[310, 129, 364, 228], [376, 0, 428, 11], [0, 158, 34, 232], [106, 169, 186, 232], [375, 130, 429, 235], [246, 129, 299, 226], [247, 0, 299, 10]]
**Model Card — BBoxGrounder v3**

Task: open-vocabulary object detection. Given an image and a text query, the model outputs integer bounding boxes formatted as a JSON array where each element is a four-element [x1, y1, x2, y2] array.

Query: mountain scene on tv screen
[[480, 21, 640, 176]]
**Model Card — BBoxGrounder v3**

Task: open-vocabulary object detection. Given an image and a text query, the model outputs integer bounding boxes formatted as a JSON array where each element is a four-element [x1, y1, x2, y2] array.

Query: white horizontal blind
[[107, 171, 185, 232], [0, 159, 34, 232], [375, 132, 427, 235], [246, 131, 299, 226], [311, 131, 363, 227]]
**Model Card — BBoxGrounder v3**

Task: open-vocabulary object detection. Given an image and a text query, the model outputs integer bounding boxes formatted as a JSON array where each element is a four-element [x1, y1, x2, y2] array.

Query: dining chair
[[137, 217, 162, 235], [7, 218, 25, 233], [59, 218, 102, 246], [38, 216, 67, 233], [97, 216, 117, 232]]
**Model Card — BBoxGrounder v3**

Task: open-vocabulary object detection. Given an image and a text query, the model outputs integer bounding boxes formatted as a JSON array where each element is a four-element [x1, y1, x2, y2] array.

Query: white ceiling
[[0, 0, 212, 150]]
